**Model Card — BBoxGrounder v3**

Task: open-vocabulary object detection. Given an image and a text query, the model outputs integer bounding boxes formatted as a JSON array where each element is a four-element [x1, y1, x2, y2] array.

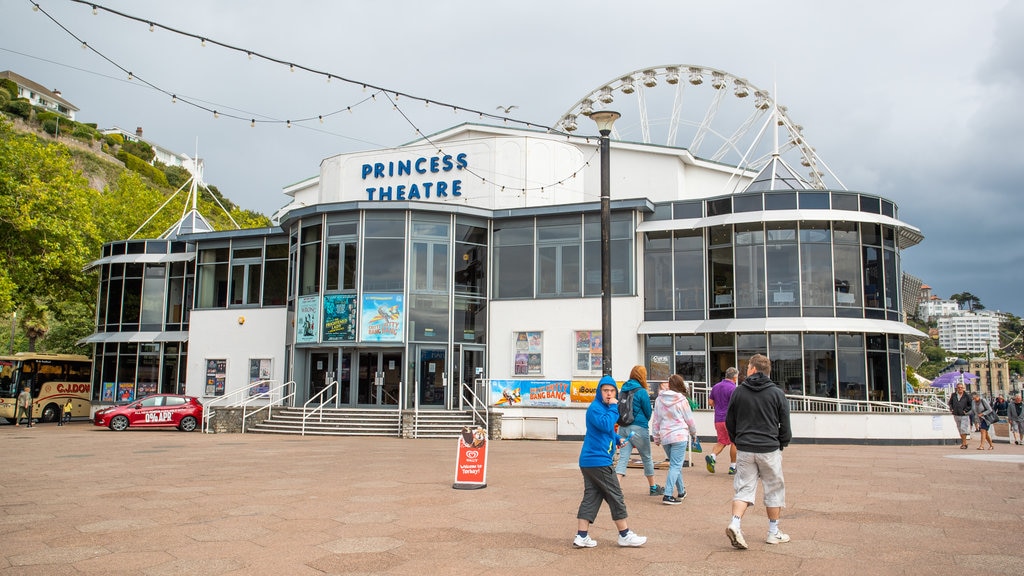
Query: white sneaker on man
[[765, 530, 791, 544], [572, 534, 597, 548], [617, 530, 647, 547], [726, 525, 748, 549]]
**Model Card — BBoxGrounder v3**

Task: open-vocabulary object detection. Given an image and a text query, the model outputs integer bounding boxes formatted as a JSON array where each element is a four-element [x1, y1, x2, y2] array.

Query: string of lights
[[28, 0, 607, 197]]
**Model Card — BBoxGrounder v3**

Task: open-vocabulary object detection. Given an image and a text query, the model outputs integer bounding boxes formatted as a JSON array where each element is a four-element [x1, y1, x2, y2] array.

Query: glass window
[[196, 246, 229, 308], [860, 195, 881, 214], [673, 201, 702, 219], [798, 192, 829, 209], [766, 222, 799, 316], [493, 219, 534, 299], [584, 212, 634, 297], [298, 223, 322, 296], [454, 217, 487, 297], [831, 193, 859, 211], [804, 333, 836, 399], [644, 232, 672, 320], [673, 230, 704, 320], [326, 216, 359, 293], [408, 294, 448, 341], [707, 197, 732, 216], [262, 242, 288, 306], [362, 238, 405, 292], [838, 334, 866, 401], [770, 333, 803, 394], [800, 222, 833, 314], [733, 194, 763, 213], [674, 335, 706, 384], [765, 192, 797, 210], [141, 265, 165, 330], [537, 216, 581, 297], [708, 226, 734, 317], [229, 244, 263, 307], [736, 334, 767, 378], [734, 223, 765, 318], [453, 297, 486, 343], [411, 214, 450, 295]]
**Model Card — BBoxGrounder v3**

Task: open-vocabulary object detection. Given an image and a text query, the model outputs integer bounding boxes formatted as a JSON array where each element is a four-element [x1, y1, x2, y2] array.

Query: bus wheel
[[110, 415, 129, 431], [41, 403, 60, 423]]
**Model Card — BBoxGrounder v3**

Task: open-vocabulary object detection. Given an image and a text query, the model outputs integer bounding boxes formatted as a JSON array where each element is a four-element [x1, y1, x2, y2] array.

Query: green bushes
[[6, 99, 32, 119], [0, 89, 10, 110], [0, 78, 17, 99], [116, 150, 168, 187], [121, 139, 154, 162], [41, 118, 58, 135], [104, 132, 124, 147]]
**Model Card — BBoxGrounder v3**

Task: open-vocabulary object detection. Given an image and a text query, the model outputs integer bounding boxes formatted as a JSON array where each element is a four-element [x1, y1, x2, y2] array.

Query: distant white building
[[1, 70, 79, 120], [100, 126, 202, 178], [938, 312, 1000, 354], [918, 296, 960, 322]]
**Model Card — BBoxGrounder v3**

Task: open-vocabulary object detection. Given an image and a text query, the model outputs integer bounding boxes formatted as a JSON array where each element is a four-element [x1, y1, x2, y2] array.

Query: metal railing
[[240, 380, 295, 433], [461, 378, 489, 429], [301, 381, 338, 436], [201, 379, 280, 434], [784, 394, 947, 414]]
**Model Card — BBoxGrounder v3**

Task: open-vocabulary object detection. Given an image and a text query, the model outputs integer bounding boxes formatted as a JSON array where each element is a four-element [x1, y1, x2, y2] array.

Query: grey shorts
[[954, 415, 971, 435], [1010, 420, 1024, 435], [733, 450, 785, 508]]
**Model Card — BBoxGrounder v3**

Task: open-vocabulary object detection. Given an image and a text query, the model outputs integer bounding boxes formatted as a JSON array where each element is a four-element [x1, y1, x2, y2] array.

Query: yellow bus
[[0, 353, 92, 424]]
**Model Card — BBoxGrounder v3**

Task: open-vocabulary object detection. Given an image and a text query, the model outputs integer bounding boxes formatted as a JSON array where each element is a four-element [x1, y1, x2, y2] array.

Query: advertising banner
[[323, 294, 357, 341], [492, 379, 601, 406], [296, 295, 321, 343], [360, 293, 404, 342], [453, 426, 488, 490]]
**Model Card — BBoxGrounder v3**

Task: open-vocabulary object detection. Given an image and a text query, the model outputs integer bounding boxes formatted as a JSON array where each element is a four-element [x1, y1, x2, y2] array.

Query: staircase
[[244, 407, 480, 438]]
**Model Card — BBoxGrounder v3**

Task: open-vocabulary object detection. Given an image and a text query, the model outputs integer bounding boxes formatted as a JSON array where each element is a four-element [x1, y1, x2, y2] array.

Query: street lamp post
[[589, 110, 620, 377]]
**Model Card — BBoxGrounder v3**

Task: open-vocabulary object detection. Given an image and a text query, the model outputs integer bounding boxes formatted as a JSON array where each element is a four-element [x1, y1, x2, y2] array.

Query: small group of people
[[947, 383, 1024, 449], [574, 354, 792, 551]]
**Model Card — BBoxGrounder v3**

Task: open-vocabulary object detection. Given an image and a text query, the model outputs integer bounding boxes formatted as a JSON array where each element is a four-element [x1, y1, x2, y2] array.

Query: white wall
[[498, 406, 957, 443], [186, 308, 288, 400], [488, 295, 644, 383]]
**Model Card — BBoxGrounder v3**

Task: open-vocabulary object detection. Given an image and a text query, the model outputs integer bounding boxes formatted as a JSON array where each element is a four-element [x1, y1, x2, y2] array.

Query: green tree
[[950, 292, 985, 312]]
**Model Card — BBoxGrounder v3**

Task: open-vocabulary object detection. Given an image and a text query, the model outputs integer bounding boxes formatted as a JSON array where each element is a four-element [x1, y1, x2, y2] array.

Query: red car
[[93, 394, 203, 432]]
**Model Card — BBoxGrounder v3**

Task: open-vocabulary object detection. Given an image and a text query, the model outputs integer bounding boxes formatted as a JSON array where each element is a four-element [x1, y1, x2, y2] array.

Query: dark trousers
[[577, 465, 628, 523]]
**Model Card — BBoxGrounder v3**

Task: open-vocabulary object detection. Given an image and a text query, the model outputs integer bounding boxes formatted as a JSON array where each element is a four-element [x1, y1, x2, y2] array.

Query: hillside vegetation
[[0, 100, 271, 354]]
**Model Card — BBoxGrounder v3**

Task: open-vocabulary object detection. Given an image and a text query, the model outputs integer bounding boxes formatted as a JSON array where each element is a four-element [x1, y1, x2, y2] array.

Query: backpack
[[617, 387, 636, 426]]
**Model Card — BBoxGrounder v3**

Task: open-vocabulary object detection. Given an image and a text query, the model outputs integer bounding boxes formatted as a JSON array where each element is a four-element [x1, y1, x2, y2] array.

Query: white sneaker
[[617, 530, 647, 547], [572, 534, 597, 548], [765, 530, 791, 544], [726, 525, 748, 549]]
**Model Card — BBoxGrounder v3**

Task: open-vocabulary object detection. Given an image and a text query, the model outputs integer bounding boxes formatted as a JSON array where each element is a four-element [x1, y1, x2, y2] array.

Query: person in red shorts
[[706, 367, 738, 474]]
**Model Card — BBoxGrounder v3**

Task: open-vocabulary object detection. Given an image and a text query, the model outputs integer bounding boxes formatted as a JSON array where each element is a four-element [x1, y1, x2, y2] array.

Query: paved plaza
[[1, 421, 1022, 575]]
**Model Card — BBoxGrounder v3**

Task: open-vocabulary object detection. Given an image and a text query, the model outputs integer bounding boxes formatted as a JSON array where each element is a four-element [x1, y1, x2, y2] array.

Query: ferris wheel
[[553, 64, 844, 190]]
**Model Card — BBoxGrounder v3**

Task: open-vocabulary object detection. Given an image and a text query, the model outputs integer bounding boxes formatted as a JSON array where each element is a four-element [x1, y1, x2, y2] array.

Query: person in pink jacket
[[650, 374, 697, 505]]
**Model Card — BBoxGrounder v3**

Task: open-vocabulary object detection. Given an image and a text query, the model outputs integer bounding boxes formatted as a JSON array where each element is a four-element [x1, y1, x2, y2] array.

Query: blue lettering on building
[[362, 152, 468, 202]]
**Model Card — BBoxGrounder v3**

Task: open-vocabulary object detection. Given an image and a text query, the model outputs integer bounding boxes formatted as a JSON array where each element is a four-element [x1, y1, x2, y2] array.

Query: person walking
[[971, 391, 996, 450], [614, 365, 663, 496], [573, 375, 647, 549], [15, 385, 33, 428], [650, 374, 697, 505], [724, 354, 792, 549], [947, 382, 972, 449], [706, 367, 739, 475], [1007, 393, 1024, 445]]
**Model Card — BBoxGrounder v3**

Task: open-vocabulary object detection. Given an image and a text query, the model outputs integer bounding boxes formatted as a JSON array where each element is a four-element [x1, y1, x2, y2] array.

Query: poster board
[[453, 426, 488, 490], [512, 331, 543, 376]]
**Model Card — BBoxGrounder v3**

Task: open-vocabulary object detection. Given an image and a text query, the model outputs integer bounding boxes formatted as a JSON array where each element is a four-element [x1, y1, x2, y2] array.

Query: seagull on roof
[[496, 105, 518, 114]]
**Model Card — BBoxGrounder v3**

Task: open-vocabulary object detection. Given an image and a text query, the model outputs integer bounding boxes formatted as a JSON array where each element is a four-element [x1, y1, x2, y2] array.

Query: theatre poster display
[[573, 330, 603, 377], [513, 331, 543, 376]]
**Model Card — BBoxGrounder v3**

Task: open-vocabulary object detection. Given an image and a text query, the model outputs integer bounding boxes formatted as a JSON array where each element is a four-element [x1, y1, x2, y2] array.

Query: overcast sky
[[3, 0, 1022, 317]]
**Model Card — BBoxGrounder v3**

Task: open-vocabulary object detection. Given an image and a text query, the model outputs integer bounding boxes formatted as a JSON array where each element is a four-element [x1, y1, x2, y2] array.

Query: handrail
[[783, 394, 947, 414], [241, 380, 296, 433], [301, 381, 339, 436], [202, 379, 277, 434], [463, 378, 489, 429]]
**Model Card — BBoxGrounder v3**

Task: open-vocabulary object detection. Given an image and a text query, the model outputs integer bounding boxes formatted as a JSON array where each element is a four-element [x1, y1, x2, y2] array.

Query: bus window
[[0, 359, 15, 397]]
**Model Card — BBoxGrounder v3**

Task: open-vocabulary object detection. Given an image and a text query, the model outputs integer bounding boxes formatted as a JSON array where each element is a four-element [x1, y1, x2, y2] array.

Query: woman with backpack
[[613, 365, 663, 496]]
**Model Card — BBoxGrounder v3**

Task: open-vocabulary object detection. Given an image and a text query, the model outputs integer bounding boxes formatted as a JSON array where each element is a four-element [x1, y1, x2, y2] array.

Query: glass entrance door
[[417, 347, 447, 407], [357, 351, 401, 406], [454, 345, 486, 409], [308, 351, 336, 404]]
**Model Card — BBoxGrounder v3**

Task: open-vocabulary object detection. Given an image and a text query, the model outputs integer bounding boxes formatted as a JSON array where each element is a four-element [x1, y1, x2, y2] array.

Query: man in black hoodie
[[723, 354, 792, 550]]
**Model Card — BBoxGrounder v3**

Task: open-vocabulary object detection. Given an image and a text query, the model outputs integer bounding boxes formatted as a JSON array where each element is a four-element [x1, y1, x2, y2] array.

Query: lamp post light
[[589, 110, 620, 377]]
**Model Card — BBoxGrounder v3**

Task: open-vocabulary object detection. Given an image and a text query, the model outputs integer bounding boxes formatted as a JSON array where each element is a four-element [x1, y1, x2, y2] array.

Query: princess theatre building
[[83, 89, 946, 442]]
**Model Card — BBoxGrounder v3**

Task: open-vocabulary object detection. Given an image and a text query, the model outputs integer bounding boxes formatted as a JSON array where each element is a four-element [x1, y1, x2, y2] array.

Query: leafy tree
[[950, 292, 985, 312]]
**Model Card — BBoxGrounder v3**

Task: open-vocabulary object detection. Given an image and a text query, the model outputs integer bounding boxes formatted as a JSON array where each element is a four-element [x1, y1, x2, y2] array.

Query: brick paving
[[1, 421, 1022, 575]]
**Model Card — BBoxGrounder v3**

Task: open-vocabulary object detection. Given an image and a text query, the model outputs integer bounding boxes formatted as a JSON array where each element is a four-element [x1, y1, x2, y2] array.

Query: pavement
[[1, 421, 1022, 575]]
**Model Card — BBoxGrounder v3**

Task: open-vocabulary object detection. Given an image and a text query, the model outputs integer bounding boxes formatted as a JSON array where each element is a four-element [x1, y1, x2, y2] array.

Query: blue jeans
[[663, 441, 687, 497], [614, 424, 654, 477]]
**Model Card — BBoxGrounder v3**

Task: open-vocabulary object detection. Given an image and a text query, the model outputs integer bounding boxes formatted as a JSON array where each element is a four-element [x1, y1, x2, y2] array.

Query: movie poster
[[206, 358, 227, 396], [323, 294, 357, 342], [249, 358, 272, 396], [573, 330, 602, 376], [513, 331, 543, 376], [117, 382, 135, 402], [101, 382, 115, 402], [360, 293, 404, 342], [296, 295, 320, 344]]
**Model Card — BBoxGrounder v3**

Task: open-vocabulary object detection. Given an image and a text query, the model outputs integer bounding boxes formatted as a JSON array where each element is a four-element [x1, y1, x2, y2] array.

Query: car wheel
[[41, 403, 60, 423], [178, 416, 197, 432], [109, 415, 129, 431]]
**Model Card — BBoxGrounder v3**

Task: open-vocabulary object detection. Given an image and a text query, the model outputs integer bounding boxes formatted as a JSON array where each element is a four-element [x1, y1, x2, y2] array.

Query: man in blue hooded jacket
[[573, 375, 647, 549]]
